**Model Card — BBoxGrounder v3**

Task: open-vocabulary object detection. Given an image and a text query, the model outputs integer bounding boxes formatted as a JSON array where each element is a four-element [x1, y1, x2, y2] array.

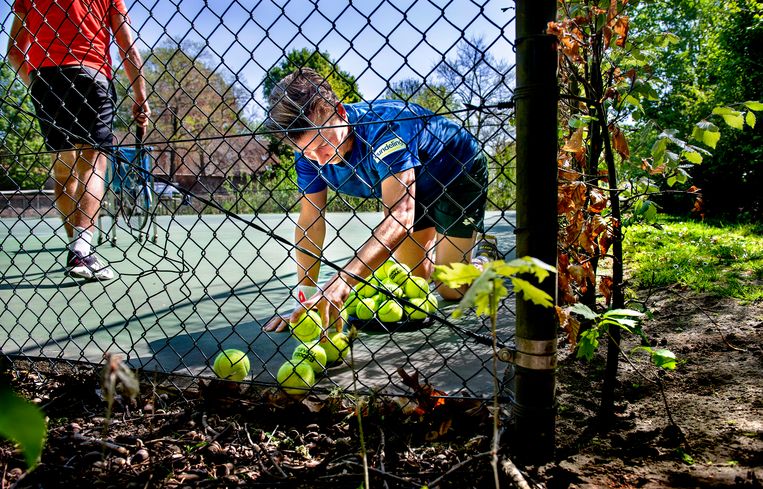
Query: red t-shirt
[[13, 0, 128, 79]]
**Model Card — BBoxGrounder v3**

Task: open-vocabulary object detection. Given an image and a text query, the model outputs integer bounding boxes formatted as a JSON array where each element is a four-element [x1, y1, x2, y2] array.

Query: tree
[[121, 39, 263, 193], [634, 0, 763, 218], [384, 78, 455, 114], [0, 61, 48, 190], [262, 48, 361, 103], [435, 35, 515, 152]]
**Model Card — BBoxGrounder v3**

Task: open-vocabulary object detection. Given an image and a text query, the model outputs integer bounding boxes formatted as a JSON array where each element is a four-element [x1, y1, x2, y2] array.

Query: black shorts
[[412, 154, 488, 238], [30, 66, 116, 151]]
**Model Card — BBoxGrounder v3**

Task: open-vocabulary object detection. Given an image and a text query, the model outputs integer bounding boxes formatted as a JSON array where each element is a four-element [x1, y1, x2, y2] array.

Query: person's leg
[[71, 145, 107, 233], [393, 227, 437, 279], [433, 233, 477, 300], [64, 145, 113, 280], [51, 151, 78, 240]]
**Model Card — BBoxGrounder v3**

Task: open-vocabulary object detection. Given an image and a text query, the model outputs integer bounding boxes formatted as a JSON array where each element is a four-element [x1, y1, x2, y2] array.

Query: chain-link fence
[[0, 0, 520, 401]]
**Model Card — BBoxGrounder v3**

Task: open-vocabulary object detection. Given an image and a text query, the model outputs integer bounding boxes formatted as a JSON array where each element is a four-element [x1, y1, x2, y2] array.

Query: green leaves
[[568, 305, 676, 370], [0, 387, 47, 470], [691, 120, 721, 149], [711, 107, 744, 130], [651, 349, 677, 370], [432, 256, 556, 319]]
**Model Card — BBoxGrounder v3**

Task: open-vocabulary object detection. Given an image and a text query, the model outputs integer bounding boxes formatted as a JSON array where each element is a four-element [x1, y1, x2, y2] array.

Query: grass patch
[[623, 218, 763, 301]]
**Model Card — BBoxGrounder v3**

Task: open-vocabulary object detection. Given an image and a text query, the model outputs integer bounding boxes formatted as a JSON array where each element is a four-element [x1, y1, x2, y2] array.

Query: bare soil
[[2, 285, 762, 488]]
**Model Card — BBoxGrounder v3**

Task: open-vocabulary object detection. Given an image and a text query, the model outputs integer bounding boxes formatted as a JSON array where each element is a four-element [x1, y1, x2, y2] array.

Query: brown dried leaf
[[599, 276, 614, 306], [590, 215, 609, 238], [603, 26, 613, 48], [562, 127, 585, 153], [557, 306, 580, 346], [568, 264, 586, 286], [588, 188, 609, 214], [599, 226, 614, 255], [609, 124, 630, 159], [614, 16, 629, 47], [578, 225, 597, 255]]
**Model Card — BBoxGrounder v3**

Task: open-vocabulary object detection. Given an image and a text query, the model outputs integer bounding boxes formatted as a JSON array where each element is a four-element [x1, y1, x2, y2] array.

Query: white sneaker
[[66, 250, 115, 281]]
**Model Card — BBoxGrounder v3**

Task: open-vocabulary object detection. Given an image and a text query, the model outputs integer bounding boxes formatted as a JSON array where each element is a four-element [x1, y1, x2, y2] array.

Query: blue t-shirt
[[295, 100, 480, 205]]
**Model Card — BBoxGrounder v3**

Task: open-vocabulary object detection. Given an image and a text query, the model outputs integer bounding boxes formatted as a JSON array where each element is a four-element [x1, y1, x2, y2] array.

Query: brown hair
[[266, 68, 340, 139]]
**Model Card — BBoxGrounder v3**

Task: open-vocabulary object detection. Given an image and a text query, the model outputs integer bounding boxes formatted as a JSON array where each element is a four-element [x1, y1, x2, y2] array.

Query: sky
[[2, 0, 515, 116]]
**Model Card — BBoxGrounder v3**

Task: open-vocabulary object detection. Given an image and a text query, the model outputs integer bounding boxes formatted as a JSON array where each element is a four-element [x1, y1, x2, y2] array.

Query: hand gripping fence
[[0, 0, 522, 402]]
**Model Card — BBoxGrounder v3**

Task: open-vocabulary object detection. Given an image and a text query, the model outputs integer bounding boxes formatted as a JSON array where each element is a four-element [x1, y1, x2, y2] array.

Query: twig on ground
[[200, 413, 219, 438], [427, 451, 491, 488], [258, 443, 288, 478], [379, 427, 390, 489], [501, 457, 532, 489], [72, 433, 129, 455], [334, 460, 420, 487]]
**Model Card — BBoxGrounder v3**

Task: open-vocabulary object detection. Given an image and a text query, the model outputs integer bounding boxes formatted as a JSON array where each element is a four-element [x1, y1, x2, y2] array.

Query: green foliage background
[[0, 61, 48, 190], [635, 0, 763, 219]]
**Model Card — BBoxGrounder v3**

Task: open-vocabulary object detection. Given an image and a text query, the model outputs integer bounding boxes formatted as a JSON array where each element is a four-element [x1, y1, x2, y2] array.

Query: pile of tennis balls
[[343, 259, 439, 324], [276, 310, 351, 396]]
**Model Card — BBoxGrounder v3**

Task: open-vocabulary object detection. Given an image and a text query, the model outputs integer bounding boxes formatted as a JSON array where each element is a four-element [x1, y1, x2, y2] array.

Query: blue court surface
[[0, 211, 517, 396]]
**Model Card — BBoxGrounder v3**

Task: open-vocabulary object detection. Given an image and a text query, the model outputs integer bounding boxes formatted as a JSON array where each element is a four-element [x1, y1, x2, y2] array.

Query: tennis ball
[[355, 297, 377, 320], [290, 310, 322, 342], [403, 275, 430, 299], [372, 267, 388, 282], [324, 331, 350, 364], [277, 360, 315, 396], [425, 293, 439, 312], [377, 299, 404, 323], [292, 342, 327, 373], [343, 291, 360, 317], [356, 276, 380, 298], [212, 349, 250, 381], [380, 279, 404, 298], [405, 297, 429, 320], [387, 263, 412, 285]]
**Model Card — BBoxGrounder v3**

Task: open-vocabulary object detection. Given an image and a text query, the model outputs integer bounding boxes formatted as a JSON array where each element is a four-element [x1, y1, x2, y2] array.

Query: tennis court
[[0, 211, 516, 396]]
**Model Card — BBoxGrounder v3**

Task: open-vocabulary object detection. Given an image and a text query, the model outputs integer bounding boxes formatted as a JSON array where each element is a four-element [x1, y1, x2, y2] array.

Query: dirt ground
[[1, 285, 761, 488]]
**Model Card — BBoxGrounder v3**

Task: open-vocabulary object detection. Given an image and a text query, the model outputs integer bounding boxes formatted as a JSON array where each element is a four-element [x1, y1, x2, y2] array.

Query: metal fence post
[[513, 0, 558, 464]]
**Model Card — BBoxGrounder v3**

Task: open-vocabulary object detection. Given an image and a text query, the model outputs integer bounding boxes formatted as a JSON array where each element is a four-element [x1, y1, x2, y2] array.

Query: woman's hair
[[266, 67, 340, 140]]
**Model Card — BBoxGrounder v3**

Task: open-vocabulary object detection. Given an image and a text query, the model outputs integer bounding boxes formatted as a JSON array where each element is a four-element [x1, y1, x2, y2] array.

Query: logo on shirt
[[373, 138, 406, 161]]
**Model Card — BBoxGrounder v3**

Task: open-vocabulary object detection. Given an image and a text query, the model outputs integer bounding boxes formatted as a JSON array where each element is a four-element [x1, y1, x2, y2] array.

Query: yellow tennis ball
[[377, 299, 404, 323], [292, 342, 327, 373], [387, 263, 412, 285], [290, 310, 322, 341], [425, 293, 439, 312], [324, 331, 350, 364], [356, 276, 380, 298], [212, 349, 250, 381], [355, 297, 377, 320], [404, 275, 430, 299], [380, 279, 404, 298], [277, 361, 315, 395], [343, 291, 360, 317], [405, 297, 429, 320]]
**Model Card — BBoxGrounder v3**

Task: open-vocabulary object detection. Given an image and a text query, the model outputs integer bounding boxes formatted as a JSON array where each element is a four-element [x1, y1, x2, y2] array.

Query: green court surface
[[0, 211, 516, 397]]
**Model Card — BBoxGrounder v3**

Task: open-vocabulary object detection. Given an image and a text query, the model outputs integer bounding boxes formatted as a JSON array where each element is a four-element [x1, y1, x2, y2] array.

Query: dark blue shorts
[[30, 66, 116, 151], [412, 153, 488, 238]]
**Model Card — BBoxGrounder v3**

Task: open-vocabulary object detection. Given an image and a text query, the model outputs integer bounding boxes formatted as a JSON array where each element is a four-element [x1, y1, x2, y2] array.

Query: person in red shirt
[[7, 0, 150, 280]]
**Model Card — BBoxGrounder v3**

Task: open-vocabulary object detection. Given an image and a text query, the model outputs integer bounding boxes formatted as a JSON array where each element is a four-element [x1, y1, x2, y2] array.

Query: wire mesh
[[0, 0, 518, 400]]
